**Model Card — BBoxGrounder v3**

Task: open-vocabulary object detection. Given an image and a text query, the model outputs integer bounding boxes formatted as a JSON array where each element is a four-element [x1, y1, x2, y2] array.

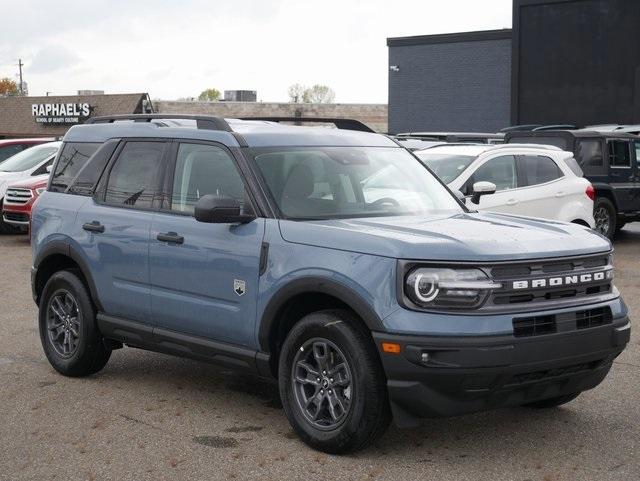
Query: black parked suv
[[506, 130, 640, 238]]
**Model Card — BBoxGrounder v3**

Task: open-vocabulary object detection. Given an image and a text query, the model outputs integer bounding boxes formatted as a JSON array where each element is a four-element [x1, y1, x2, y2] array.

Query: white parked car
[[0, 141, 60, 233], [414, 144, 595, 227]]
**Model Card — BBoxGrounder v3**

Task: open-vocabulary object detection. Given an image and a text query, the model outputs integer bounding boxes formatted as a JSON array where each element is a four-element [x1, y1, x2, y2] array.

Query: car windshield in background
[[414, 153, 476, 183], [252, 147, 463, 220], [0, 145, 58, 172]]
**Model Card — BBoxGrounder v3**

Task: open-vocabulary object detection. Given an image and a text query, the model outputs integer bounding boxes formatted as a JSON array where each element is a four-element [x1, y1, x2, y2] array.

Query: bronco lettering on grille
[[512, 270, 611, 289]]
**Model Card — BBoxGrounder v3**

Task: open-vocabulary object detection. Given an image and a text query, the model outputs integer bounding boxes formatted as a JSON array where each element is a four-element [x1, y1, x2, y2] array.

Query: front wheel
[[278, 310, 391, 453], [593, 197, 617, 239]]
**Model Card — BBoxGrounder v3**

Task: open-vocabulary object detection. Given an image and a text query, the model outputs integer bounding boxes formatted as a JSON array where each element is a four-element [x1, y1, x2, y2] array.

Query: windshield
[[252, 147, 463, 220], [415, 153, 476, 183], [0, 144, 59, 173]]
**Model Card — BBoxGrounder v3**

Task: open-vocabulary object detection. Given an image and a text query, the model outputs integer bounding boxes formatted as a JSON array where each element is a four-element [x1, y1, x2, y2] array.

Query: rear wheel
[[39, 270, 111, 377], [278, 310, 391, 454], [523, 392, 581, 409], [593, 197, 616, 239]]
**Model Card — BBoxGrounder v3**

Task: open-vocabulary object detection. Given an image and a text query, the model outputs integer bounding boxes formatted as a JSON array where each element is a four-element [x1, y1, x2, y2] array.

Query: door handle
[[506, 199, 518, 206], [555, 191, 565, 198], [82, 221, 105, 233], [157, 231, 184, 244]]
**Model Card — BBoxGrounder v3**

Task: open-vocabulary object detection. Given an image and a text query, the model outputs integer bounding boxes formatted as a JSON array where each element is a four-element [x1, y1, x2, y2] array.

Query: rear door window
[[50, 142, 102, 192], [608, 140, 631, 168], [518, 155, 564, 186], [104, 141, 167, 209]]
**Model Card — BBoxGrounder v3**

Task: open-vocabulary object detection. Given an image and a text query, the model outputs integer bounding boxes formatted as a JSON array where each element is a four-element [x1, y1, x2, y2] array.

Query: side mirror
[[46, 164, 53, 173], [470, 181, 496, 204], [454, 190, 466, 204], [194, 195, 255, 224]]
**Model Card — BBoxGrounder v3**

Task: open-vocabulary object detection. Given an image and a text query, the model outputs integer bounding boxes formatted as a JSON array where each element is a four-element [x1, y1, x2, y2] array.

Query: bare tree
[[303, 84, 335, 104], [287, 83, 306, 103]]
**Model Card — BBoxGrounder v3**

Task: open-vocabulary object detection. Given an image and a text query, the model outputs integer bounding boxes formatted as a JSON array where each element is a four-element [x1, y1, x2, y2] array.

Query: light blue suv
[[31, 115, 630, 453]]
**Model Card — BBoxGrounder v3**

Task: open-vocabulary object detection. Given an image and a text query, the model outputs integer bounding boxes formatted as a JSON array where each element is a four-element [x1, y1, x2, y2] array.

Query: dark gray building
[[388, 0, 640, 134], [387, 29, 512, 134]]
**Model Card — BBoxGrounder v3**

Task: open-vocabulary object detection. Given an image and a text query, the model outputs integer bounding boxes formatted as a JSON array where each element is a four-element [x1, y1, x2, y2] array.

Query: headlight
[[35, 187, 47, 196], [405, 267, 501, 310]]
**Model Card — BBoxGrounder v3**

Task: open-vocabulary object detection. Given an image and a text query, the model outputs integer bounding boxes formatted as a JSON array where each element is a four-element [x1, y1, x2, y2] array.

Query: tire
[[523, 392, 581, 409], [593, 197, 617, 239], [39, 270, 111, 377], [278, 310, 391, 454]]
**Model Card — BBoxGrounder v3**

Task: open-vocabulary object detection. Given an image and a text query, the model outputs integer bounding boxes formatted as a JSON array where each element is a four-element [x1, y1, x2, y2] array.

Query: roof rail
[[239, 117, 375, 133], [532, 124, 578, 131], [488, 143, 563, 151], [85, 114, 233, 132]]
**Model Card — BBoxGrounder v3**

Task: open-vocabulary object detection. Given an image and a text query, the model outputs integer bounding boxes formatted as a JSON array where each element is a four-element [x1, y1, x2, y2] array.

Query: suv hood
[[278, 212, 610, 261]]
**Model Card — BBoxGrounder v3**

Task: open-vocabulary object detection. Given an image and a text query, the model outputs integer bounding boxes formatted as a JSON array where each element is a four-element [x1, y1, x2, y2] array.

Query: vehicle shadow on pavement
[[0, 233, 30, 245], [96, 348, 611, 459]]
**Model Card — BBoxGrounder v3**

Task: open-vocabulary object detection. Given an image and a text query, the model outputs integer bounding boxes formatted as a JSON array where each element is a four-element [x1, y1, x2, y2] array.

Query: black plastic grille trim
[[506, 360, 604, 386]]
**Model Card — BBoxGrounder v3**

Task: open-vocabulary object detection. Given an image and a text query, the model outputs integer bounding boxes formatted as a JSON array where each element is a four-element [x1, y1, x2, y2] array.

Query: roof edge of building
[[387, 28, 512, 47]]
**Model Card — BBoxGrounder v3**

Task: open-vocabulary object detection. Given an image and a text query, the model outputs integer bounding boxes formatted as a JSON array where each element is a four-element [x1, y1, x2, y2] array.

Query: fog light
[[421, 352, 430, 363]]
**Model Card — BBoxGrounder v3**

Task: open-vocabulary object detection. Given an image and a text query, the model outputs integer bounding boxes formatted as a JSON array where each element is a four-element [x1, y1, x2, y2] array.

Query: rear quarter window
[[562, 156, 584, 177], [50, 142, 101, 193]]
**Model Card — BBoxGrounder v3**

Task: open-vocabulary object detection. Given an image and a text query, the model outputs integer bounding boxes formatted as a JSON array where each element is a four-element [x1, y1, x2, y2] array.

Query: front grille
[[576, 307, 613, 330], [3, 212, 29, 223], [506, 360, 604, 386], [487, 254, 613, 310], [513, 315, 556, 337], [4, 188, 32, 205], [513, 306, 613, 338]]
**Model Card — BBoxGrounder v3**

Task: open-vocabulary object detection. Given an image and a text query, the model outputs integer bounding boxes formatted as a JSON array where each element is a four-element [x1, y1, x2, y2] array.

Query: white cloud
[[0, 0, 512, 102]]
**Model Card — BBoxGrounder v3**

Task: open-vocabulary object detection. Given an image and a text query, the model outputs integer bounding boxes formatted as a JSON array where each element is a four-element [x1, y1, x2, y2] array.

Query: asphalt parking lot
[[0, 228, 638, 481]]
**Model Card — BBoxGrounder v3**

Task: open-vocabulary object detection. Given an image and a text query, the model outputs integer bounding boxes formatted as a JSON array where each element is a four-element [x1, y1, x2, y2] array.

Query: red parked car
[[0, 138, 56, 163], [1, 174, 49, 230]]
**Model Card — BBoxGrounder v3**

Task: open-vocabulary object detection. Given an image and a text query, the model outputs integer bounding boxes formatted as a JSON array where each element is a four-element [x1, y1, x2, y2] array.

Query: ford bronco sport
[[31, 115, 630, 453]]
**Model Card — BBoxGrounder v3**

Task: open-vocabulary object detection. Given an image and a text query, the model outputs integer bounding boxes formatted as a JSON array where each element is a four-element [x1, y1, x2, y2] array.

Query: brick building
[[0, 93, 150, 138]]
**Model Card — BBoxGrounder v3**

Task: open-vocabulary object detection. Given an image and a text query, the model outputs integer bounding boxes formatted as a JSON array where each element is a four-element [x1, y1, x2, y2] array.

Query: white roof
[[415, 143, 570, 158], [415, 145, 492, 157]]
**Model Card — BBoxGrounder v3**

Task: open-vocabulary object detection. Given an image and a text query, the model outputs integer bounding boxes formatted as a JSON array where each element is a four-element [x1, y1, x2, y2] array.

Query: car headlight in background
[[35, 187, 47, 196], [405, 267, 501, 309]]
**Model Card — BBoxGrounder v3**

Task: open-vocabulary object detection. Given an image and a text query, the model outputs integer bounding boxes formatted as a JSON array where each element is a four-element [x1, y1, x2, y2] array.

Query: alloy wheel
[[291, 338, 353, 430], [46, 290, 81, 358], [594, 206, 610, 235]]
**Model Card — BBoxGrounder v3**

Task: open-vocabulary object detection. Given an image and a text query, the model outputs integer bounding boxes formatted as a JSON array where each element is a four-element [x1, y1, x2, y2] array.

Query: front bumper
[[373, 316, 630, 427], [3, 202, 31, 226]]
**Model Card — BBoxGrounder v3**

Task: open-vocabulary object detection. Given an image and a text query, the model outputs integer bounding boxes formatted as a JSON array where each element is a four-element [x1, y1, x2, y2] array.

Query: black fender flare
[[591, 183, 619, 209], [258, 276, 385, 353], [33, 240, 103, 311]]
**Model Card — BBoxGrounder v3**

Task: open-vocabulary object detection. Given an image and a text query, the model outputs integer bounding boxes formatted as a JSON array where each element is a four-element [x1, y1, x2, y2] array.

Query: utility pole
[[17, 59, 24, 96]]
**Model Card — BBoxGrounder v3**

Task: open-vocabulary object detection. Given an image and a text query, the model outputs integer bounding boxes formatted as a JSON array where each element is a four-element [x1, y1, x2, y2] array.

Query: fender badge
[[234, 279, 246, 296]]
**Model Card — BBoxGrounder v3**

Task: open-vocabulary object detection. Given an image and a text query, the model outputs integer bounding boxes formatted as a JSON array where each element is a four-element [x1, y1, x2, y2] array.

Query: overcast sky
[[0, 0, 512, 103]]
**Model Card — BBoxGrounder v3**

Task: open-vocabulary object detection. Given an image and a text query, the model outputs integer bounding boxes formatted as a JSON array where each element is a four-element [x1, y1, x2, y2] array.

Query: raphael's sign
[[32, 103, 92, 125]]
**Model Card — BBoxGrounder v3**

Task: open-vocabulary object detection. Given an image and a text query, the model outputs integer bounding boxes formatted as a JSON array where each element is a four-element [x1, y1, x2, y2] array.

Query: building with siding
[[387, 29, 512, 134], [387, 0, 640, 134]]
